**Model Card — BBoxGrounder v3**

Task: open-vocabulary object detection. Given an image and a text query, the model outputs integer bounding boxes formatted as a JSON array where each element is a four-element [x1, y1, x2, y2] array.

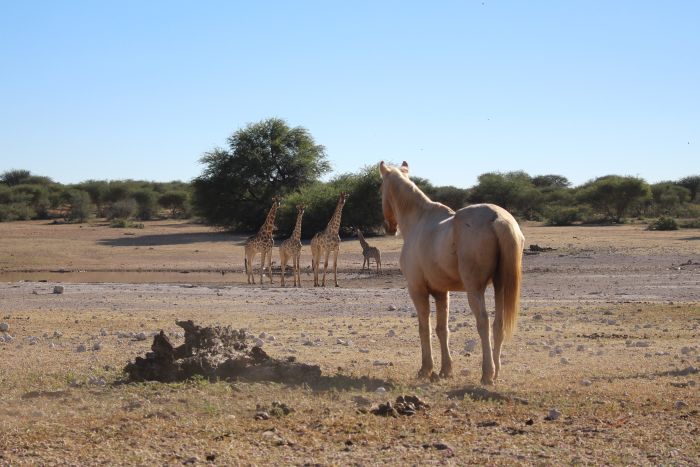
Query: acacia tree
[[192, 118, 330, 231], [577, 175, 651, 222]]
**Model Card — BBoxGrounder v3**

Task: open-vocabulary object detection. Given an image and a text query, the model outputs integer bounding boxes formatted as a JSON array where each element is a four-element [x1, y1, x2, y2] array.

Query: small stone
[[460, 368, 471, 376], [359, 348, 370, 353], [464, 339, 478, 353], [544, 325, 553, 332], [336, 338, 346, 345], [53, 285, 64, 294], [388, 304, 397, 311], [302, 340, 315, 346], [532, 314, 543, 321], [581, 379, 592, 386], [253, 338, 264, 348], [375, 386, 387, 393], [76, 343, 87, 352], [373, 360, 391, 366], [259, 332, 267, 339], [53, 331, 62, 338], [560, 357, 570, 365], [254, 411, 270, 420], [386, 329, 396, 337], [680, 346, 693, 355], [635, 341, 651, 348], [100, 328, 108, 336], [92, 341, 103, 351], [545, 408, 561, 421], [0, 323, 8, 332], [267, 335, 276, 342], [674, 400, 688, 409], [135, 332, 147, 341]]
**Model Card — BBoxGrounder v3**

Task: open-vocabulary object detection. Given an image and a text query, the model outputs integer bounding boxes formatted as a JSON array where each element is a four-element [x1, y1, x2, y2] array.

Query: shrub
[[110, 218, 144, 229], [132, 189, 158, 220], [64, 190, 92, 223], [544, 206, 581, 226], [107, 199, 137, 220], [647, 216, 679, 231]]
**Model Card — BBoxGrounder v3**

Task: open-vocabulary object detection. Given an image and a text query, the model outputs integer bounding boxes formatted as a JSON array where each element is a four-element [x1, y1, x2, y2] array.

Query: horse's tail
[[494, 216, 524, 339]]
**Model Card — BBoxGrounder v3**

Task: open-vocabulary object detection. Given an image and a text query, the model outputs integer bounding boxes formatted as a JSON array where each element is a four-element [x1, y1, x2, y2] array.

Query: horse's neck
[[392, 180, 447, 235]]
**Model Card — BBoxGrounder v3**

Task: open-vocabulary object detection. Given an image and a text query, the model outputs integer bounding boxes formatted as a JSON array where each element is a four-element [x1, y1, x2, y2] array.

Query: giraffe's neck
[[325, 199, 345, 235], [259, 202, 278, 237], [357, 230, 369, 250], [291, 210, 304, 241]]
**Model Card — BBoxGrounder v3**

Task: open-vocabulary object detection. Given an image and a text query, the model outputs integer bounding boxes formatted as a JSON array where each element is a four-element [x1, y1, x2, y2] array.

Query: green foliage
[[158, 191, 190, 217], [10, 184, 51, 219], [192, 118, 331, 231], [63, 189, 92, 223], [650, 182, 690, 215], [544, 206, 582, 226], [107, 198, 137, 220], [677, 175, 700, 202], [647, 216, 679, 231], [469, 171, 543, 219], [132, 189, 158, 220], [110, 218, 144, 229], [577, 175, 651, 222], [0, 169, 33, 186]]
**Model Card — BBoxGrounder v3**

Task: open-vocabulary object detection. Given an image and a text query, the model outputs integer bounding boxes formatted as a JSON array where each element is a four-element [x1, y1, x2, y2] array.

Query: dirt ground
[[0, 219, 698, 465]]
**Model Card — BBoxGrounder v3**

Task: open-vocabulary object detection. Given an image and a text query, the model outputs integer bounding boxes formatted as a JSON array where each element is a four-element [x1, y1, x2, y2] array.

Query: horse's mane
[[390, 169, 454, 216]]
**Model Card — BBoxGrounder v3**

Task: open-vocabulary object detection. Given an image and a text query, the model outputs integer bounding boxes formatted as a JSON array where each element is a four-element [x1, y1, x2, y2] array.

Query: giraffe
[[279, 204, 306, 287], [244, 197, 280, 285], [310, 192, 348, 287], [356, 228, 382, 274]]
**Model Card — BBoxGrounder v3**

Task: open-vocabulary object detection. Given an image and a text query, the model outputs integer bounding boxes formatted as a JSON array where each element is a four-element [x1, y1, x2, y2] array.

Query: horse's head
[[378, 161, 409, 235]]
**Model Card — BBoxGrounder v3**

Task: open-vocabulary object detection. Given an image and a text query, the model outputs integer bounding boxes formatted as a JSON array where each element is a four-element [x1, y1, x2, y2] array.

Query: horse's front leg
[[408, 286, 434, 379], [433, 291, 453, 378], [468, 291, 495, 385]]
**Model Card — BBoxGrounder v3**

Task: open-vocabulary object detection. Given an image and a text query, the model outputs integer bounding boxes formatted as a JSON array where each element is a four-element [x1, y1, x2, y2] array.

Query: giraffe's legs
[[280, 251, 287, 287], [259, 250, 266, 285], [321, 249, 330, 287], [267, 248, 273, 284], [333, 248, 339, 287]]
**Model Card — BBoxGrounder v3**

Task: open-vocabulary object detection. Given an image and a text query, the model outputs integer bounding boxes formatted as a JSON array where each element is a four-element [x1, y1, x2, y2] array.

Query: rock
[[635, 341, 651, 348], [532, 314, 543, 321], [254, 411, 270, 420], [373, 360, 391, 366], [28, 336, 38, 345], [0, 323, 8, 332], [100, 328, 108, 336], [53, 331, 62, 338], [93, 341, 103, 351], [267, 335, 276, 342], [464, 339, 478, 353], [336, 338, 346, 345], [375, 387, 387, 393], [544, 325, 553, 332], [259, 332, 268, 339], [352, 395, 373, 407], [386, 329, 396, 338], [53, 285, 64, 294], [76, 343, 87, 352], [680, 346, 694, 355], [253, 338, 265, 348], [576, 344, 586, 352], [545, 408, 561, 421], [674, 400, 688, 409], [302, 340, 315, 347], [581, 379, 592, 386], [388, 304, 397, 311], [135, 332, 147, 341], [560, 357, 570, 365], [359, 348, 370, 353]]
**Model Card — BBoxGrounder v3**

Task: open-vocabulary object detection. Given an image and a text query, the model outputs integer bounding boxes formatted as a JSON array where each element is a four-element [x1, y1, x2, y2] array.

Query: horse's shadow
[[446, 385, 528, 404]]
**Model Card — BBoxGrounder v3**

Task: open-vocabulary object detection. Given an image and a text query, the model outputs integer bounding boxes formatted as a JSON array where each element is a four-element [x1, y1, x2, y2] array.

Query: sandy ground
[[0, 220, 698, 465]]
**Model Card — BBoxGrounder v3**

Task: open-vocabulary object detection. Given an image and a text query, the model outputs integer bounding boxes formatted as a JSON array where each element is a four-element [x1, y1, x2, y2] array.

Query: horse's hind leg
[[492, 278, 505, 380], [467, 290, 495, 385], [433, 291, 453, 378], [408, 286, 434, 378]]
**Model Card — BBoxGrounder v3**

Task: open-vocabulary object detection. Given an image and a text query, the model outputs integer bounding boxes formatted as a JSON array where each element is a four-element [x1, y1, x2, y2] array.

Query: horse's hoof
[[480, 376, 495, 386], [417, 368, 434, 379], [429, 372, 440, 383], [439, 368, 453, 379]]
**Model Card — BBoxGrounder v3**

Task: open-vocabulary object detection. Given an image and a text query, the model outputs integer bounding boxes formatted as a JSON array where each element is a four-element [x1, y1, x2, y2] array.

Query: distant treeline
[[0, 169, 192, 223], [2, 119, 698, 233], [2, 166, 698, 233]]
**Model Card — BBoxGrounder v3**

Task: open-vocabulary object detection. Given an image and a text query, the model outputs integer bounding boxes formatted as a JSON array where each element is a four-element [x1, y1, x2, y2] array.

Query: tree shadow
[[680, 236, 700, 241], [98, 231, 241, 247]]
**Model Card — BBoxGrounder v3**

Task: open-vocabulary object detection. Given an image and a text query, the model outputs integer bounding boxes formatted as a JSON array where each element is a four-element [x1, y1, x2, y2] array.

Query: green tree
[[62, 189, 92, 223], [132, 189, 158, 220], [577, 175, 651, 222], [158, 191, 189, 217], [0, 169, 32, 186], [469, 171, 542, 218], [677, 175, 700, 202], [192, 118, 330, 231]]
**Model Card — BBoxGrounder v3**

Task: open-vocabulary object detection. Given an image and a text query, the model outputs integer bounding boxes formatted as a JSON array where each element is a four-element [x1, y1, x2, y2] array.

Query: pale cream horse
[[379, 161, 524, 385]]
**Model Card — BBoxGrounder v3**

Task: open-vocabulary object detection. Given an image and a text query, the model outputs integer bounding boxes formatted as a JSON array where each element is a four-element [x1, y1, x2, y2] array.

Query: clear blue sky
[[1, 1, 698, 188]]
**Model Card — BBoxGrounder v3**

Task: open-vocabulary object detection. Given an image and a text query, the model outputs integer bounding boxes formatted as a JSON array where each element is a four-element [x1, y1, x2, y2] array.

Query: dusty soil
[[0, 219, 698, 465]]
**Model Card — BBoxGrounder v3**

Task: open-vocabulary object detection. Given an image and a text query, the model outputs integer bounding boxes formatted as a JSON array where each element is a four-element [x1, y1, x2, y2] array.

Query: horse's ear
[[400, 161, 409, 174], [379, 161, 390, 177]]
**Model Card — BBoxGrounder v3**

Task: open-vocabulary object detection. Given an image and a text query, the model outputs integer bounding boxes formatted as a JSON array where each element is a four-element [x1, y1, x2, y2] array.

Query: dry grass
[[0, 220, 698, 465]]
